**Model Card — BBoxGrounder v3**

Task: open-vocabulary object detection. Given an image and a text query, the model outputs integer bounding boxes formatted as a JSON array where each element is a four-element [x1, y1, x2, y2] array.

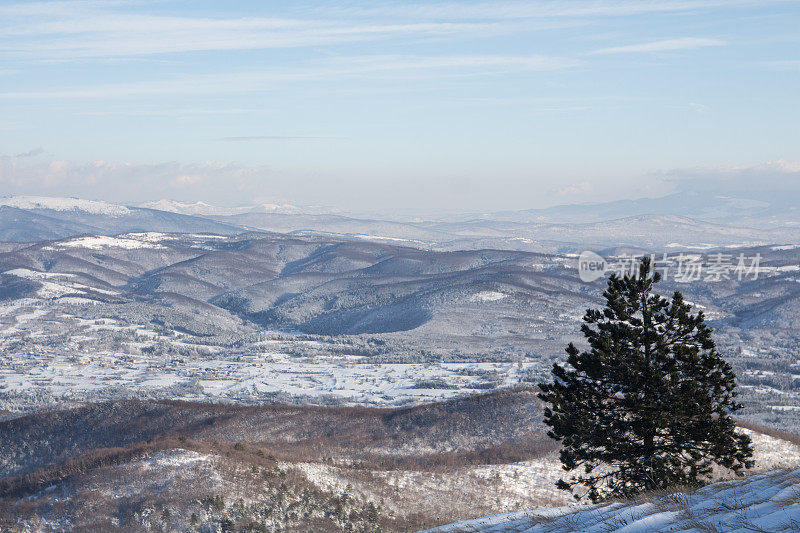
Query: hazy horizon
[[1, 0, 798, 212]]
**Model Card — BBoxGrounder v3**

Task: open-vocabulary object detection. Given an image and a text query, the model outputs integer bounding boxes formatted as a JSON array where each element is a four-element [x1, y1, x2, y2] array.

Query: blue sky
[[0, 0, 798, 213]]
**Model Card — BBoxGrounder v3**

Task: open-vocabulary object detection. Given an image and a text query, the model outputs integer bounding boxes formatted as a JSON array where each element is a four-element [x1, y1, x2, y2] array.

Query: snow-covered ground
[[0, 294, 547, 410], [3, 269, 121, 298], [285, 428, 800, 529], [424, 468, 800, 532], [471, 291, 508, 302], [0, 345, 542, 408], [292, 451, 571, 517], [43, 235, 167, 250]]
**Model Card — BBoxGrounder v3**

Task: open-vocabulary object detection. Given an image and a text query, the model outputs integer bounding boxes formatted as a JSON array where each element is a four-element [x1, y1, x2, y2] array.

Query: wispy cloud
[[662, 160, 800, 194], [15, 147, 45, 158], [78, 107, 256, 117], [323, 0, 781, 20], [1, 0, 774, 62], [216, 135, 331, 142], [759, 60, 800, 71], [689, 102, 710, 113], [0, 54, 578, 99], [588, 37, 726, 55], [0, 158, 276, 203], [327, 54, 578, 71], [0, 7, 495, 60], [554, 180, 593, 195]]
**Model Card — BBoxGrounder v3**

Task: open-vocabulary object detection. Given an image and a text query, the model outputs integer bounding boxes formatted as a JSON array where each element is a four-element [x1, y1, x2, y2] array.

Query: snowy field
[[0, 296, 543, 410], [0, 287, 547, 411], [0, 348, 541, 408]]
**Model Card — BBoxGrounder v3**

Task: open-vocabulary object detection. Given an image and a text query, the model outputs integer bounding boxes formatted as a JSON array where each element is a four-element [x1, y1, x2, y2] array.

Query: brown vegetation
[[0, 389, 558, 532]]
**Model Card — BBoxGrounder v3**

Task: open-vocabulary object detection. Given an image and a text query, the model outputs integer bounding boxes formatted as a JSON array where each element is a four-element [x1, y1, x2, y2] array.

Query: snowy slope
[[0, 195, 242, 241], [140, 199, 250, 216], [43, 234, 167, 250], [0, 196, 131, 216], [424, 468, 800, 532]]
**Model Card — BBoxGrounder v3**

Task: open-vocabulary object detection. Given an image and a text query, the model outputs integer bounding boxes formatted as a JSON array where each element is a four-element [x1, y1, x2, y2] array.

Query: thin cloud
[[78, 108, 255, 117], [588, 37, 726, 55], [216, 136, 331, 141], [0, 7, 495, 60], [0, 158, 277, 203], [326, 54, 578, 71], [661, 160, 800, 195], [689, 102, 710, 113], [15, 147, 45, 158], [0, 54, 578, 100], [1, 0, 771, 61], [324, 0, 781, 19], [759, 60, 800, 71], [554, 180, 593, 195]]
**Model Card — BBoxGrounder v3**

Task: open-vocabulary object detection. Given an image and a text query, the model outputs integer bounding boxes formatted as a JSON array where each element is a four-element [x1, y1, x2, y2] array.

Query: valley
[[0, 197, 799, 531], [4, 1, 798, 529]]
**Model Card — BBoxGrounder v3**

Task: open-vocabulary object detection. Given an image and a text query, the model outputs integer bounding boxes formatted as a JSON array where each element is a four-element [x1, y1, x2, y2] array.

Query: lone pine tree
[[539, 257, 753, 502]]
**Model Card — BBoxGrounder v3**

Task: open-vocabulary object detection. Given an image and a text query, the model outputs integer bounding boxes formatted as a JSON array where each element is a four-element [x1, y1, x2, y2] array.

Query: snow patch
[[2, 268, 119, 298], [43, 235, 166, 250], [123, 232, 170, 242], [4, 268, 75, 280], [471, 291, 508, 303], [140, 449, 210, 469]]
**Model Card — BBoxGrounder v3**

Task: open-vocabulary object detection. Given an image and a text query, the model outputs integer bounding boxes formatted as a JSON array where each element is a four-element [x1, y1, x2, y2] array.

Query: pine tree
[[538, 257, 753, 502]]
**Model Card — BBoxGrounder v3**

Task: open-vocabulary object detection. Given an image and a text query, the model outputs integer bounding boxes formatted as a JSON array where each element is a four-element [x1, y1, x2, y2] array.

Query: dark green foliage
[[220, 516, 235, 532], [539, 257, 754, 502]]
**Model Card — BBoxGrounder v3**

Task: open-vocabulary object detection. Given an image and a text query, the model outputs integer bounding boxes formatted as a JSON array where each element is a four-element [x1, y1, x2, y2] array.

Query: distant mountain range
[[0, 196, 241, 242], [488, 190, 800, 229], [1, 194, 798, 252], [139, 199, 307, 216], [143, 189, 800, 230]]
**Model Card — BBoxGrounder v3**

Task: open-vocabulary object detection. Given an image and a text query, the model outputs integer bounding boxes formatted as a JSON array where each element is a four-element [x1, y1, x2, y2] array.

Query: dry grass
[[736, 418, 800, 447]]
